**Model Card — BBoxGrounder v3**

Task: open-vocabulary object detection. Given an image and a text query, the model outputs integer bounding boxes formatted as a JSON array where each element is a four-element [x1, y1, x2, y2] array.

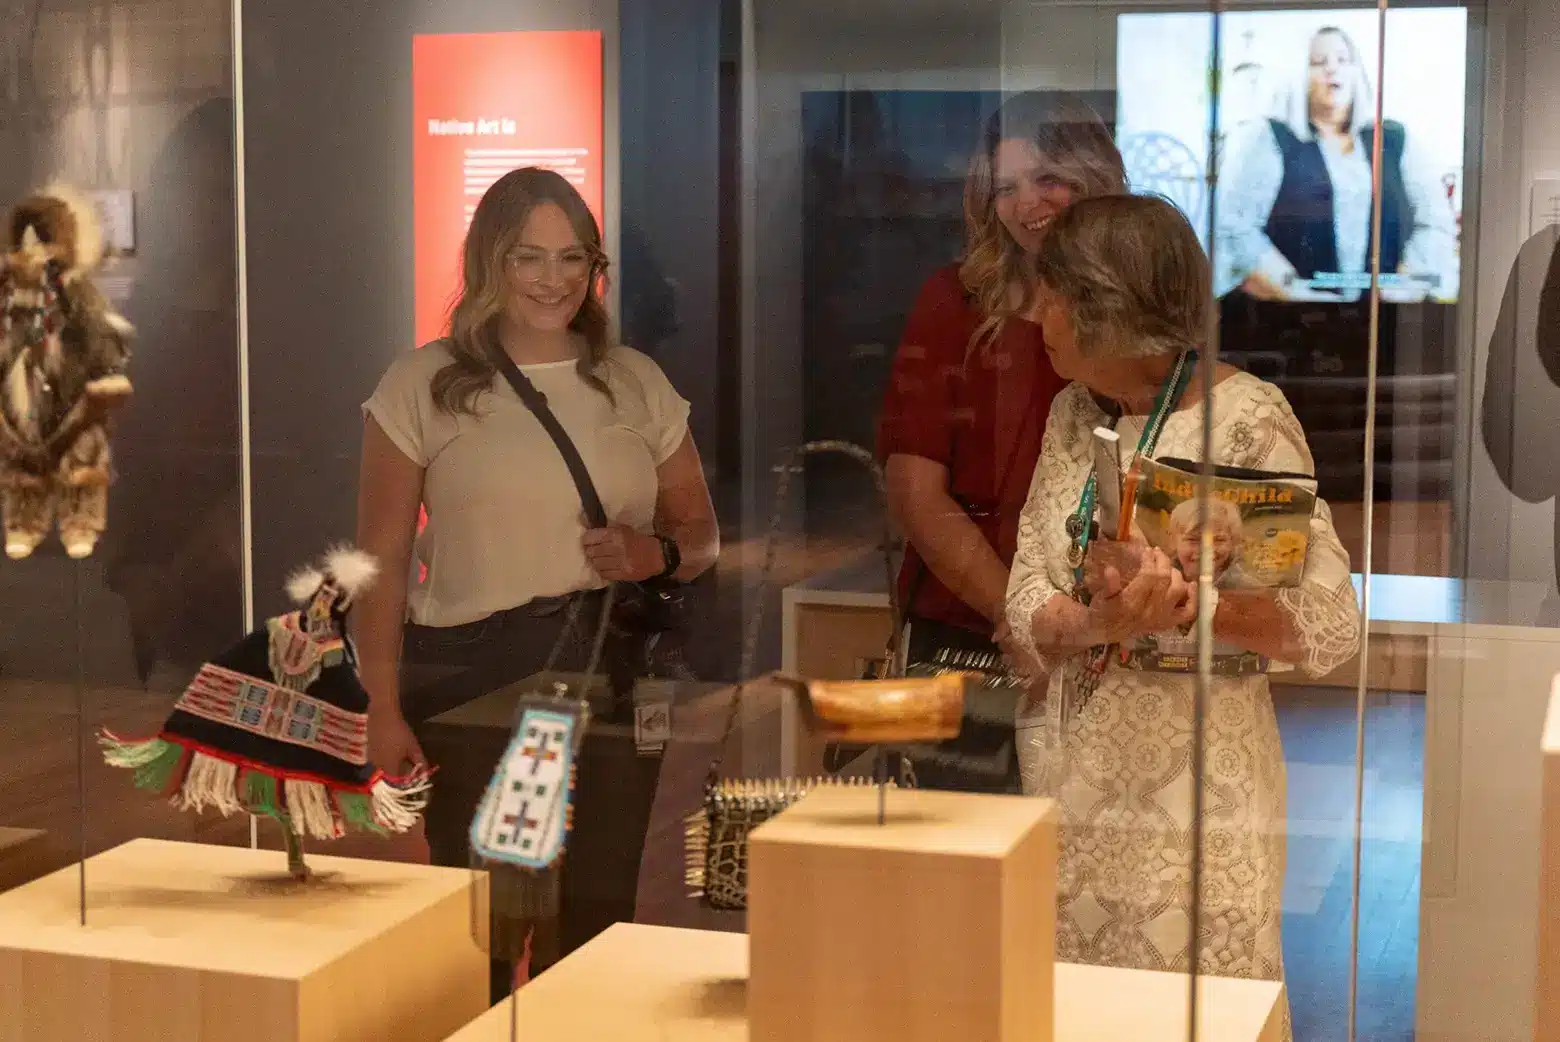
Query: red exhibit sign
[[412, 31, 604, 346]]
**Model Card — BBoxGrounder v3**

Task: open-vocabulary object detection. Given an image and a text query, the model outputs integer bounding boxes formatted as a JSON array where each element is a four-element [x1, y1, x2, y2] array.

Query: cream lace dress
[[1005, 375, 1361, 1030]]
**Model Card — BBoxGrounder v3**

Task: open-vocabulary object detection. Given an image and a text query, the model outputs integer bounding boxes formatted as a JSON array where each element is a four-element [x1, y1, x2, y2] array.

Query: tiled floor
[[1277, 690, 1424, 1042]]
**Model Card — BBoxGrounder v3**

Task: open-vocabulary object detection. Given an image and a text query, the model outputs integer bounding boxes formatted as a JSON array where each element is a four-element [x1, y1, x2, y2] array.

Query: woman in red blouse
[[880, 92, 1126, 791]]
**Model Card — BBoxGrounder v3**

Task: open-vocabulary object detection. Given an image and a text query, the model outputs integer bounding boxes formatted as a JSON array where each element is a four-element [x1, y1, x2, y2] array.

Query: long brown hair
[[960, 93, 1126, 355], [430, 168, 613, 415]]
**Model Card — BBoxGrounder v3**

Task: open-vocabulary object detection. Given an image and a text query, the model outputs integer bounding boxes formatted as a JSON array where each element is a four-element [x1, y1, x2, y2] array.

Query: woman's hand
[[582, 524, 666, 582], [1241, 271, 1291, 301], [368, 704, 426, 776], [1082, 538, 1148, 599], [1086, 548, 1195, 643], [993, 615, 1044, 681]]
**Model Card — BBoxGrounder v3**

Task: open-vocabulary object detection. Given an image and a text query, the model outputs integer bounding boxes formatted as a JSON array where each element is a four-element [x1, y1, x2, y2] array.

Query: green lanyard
[[1067, 350, 1196, 585]]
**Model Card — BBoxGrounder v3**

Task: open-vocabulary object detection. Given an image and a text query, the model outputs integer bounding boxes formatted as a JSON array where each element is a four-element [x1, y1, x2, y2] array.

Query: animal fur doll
[[0, 184, 132, 559]]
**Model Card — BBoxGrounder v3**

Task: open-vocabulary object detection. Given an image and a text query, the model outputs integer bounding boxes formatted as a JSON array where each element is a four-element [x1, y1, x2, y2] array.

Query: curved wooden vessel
[[793, 673, 967, 744]]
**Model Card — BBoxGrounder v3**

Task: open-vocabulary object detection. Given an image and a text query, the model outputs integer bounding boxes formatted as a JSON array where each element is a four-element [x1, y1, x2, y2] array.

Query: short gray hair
[[1032, 194, 1211, 359]]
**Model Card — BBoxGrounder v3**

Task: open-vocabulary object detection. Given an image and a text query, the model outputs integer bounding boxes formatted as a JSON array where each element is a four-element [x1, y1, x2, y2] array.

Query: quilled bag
[[685, 775, 890, 910]]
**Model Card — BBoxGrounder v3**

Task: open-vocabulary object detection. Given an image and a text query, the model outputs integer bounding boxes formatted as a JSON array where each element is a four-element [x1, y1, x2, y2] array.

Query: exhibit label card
[[412, 31, 605, 346]]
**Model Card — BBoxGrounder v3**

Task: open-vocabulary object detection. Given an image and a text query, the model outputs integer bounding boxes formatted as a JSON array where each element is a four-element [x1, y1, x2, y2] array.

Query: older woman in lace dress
[[1004, 195, 1361, 1032]]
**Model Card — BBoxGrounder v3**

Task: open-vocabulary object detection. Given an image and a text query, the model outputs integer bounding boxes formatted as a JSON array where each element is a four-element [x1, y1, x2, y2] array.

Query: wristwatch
[[653, 535, 681, 581]]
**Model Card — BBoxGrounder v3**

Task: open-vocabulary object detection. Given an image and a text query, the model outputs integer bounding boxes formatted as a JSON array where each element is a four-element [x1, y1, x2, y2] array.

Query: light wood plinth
[[749, 786, 1057, 1042], [445, 923, 1286, 1041], [0, 827, 48, 893], [1538, 677, 1560, 1042], [0, 838, 488, 1042]]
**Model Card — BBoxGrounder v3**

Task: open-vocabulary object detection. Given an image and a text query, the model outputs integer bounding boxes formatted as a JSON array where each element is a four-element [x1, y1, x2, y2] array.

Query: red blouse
[[878, 264, 1067, 637]]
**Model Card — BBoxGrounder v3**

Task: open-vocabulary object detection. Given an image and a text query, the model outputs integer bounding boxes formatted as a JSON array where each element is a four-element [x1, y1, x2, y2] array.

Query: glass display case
[[0, 0, 1555, 1039]]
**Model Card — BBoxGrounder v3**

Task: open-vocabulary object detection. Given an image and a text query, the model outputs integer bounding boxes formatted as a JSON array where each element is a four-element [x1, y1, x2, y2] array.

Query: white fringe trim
[[172, 752, 243, 817], [283, 779, 342, 840], [372, 774, 431, 833], [101, 737, 165, 769]]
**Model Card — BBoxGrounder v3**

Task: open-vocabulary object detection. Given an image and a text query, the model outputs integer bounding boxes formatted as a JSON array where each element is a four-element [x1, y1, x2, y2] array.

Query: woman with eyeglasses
[[353, 167, 719, 989]]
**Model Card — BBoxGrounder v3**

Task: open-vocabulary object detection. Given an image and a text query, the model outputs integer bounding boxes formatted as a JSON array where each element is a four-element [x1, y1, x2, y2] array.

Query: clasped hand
[[1085, 543, 1196, 645], [581, 524, 665, 582], [1081, 537, 1148, 599]]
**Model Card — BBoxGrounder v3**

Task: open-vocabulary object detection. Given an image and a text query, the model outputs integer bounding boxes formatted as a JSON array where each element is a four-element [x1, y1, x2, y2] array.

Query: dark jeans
[[400, 591, 661, 1001]]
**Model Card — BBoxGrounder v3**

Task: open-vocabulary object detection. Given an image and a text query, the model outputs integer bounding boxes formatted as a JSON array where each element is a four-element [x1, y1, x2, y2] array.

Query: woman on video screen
[[1216, 25, 1458, 303]]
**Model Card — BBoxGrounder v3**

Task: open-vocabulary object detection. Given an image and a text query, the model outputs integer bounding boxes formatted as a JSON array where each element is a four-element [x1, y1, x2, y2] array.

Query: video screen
[[1116, 7, 1467, 304]]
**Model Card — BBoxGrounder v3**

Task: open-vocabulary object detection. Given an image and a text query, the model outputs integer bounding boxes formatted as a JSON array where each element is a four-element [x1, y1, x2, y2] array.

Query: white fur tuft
[[323, 545, 379, 597], [38, 182, 104, 278], [284, 565, 326, 604]]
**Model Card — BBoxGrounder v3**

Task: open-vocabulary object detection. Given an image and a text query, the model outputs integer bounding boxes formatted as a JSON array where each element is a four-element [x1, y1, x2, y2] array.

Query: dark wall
[[0, 2, 240, 688], [619, 0, 723, 471], [240, 0, 617, 618]]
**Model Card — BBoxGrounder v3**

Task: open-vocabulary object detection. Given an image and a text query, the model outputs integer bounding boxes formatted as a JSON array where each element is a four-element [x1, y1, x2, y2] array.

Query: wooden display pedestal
[[0, 827, 48, 893], [1538, 677, 1560, 1042], [0, 838, 488, 1042], [446, 923, 1287, 1041], [748, 786, 1057, 1042]]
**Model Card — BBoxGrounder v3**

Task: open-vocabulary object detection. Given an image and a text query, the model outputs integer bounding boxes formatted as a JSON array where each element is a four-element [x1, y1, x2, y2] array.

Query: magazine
[[1112, 455, 1318, 675]]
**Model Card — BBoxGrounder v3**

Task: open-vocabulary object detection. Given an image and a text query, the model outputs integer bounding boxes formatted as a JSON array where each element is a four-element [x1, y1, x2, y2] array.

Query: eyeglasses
[[506, 245, 599, 283]]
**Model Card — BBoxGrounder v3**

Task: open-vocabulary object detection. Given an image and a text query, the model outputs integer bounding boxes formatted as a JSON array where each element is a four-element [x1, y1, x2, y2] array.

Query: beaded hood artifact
[[100, 548, 431, 874], [0, 184, 132, 560]]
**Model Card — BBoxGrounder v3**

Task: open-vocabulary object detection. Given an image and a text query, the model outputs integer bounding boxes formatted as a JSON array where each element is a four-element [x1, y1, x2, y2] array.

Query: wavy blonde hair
[[431, 168, 613, 416], [961, 93, 1126, 356]]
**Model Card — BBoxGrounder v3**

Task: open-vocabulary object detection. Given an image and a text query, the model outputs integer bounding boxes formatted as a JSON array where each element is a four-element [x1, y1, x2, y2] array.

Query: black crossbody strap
[[489, 345, 609, 529]]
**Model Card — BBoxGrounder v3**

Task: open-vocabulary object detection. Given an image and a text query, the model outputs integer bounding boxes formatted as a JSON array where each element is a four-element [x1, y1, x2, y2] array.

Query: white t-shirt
[[363, 342, 690, 627]]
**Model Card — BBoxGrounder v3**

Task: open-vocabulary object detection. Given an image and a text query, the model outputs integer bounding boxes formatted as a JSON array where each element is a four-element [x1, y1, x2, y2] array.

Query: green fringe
[[337, 791, 386, 835], [102, 732, 401, 841], [99, 735, 186, 794], [243, 771, 281, 818]]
